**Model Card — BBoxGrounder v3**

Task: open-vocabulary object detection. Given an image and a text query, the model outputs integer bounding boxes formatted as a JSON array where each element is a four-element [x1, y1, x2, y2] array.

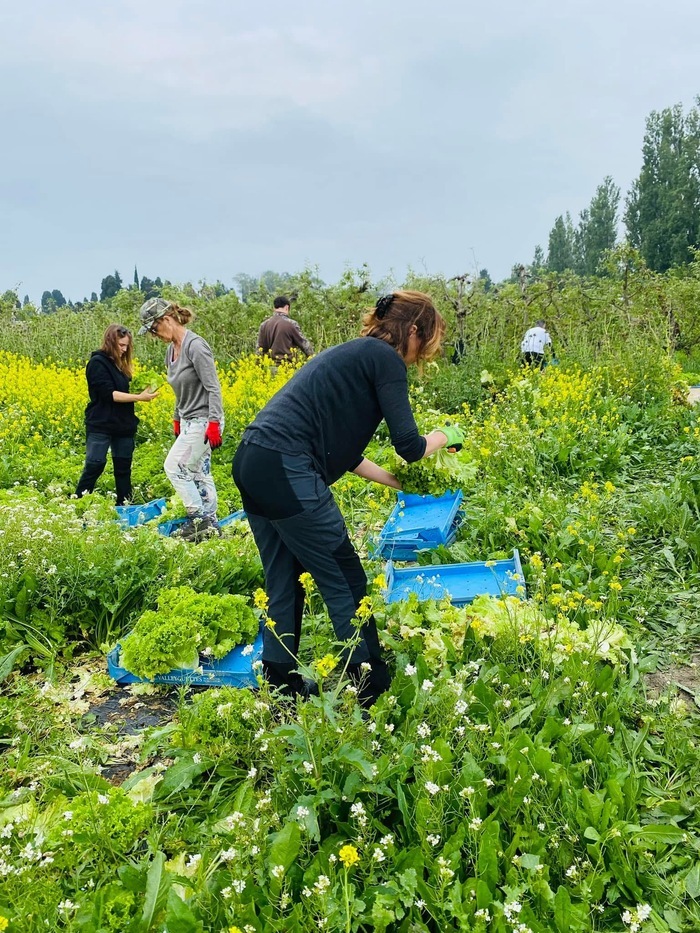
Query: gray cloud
[[1, 0, 699, 301]]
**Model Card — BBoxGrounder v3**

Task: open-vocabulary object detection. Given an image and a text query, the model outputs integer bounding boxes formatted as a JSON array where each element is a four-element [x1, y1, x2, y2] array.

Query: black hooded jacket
[[84, 351, 138, 437]]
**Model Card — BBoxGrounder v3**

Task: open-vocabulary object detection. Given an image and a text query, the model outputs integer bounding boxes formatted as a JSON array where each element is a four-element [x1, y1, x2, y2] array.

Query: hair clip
[[375, 294, 395, 319]]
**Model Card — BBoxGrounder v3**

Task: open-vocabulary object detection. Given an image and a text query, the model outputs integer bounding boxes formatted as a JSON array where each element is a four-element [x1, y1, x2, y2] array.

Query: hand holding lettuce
[[130, 369, 166, 395], [385, 420, 477, 496]]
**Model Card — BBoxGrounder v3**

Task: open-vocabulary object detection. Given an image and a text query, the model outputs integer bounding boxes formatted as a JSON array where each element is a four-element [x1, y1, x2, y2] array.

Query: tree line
[[527, 97, 700, 278], [3, 248, 700, 385]]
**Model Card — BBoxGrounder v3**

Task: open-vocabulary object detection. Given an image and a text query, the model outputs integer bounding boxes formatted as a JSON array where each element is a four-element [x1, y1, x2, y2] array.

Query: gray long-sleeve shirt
[[166, 330, 224, 423]]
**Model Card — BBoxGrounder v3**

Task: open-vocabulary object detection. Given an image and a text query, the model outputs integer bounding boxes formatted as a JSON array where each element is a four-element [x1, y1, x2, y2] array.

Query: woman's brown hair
[[360, 290, 445, 362], [101, 324, 134, 378], [164, 302, 195, 327]]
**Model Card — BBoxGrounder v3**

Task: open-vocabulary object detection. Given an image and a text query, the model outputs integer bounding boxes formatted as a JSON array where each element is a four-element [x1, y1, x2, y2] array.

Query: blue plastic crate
[[107, 626, 263, 687], [373, 490, 464, 559], [157, 517, 188, 537], [219, 509, 246, 527], [374, 513, 464, 560], [115, 498, 168, 528], [384, 549, 525, 607], [157, 510, 247, 537]]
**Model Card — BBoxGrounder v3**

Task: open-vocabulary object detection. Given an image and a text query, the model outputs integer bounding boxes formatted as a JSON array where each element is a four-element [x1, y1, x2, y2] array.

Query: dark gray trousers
[[234, 444, 380, 666]]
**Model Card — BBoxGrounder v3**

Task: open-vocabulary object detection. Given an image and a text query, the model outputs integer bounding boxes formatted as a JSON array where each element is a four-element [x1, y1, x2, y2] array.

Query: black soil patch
[[87, 691, 179, 735], [84, 690, 180, 785]]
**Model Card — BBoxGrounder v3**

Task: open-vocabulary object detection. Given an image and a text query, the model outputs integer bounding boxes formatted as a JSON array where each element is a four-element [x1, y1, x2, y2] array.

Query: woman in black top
[[233, 291, 463, 707], [75, 324, 158, 505]]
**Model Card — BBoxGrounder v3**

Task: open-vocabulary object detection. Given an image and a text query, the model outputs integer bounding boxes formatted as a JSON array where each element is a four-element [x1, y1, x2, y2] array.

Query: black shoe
[[172, 516, 222, 542], [347, 658, 391, 709], [263, 660, 319, 700]]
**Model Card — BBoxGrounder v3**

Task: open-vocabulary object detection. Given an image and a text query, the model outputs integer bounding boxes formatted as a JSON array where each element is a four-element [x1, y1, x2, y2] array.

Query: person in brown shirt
[[256, 296, 313, 365]]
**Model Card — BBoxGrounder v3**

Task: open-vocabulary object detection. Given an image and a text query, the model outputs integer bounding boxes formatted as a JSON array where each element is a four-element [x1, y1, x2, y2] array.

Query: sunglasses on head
[[116, 327, 132, 337]]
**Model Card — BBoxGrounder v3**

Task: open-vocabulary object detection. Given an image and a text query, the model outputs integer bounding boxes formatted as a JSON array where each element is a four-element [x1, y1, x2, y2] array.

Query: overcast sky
[[1, 0, 698, 303]]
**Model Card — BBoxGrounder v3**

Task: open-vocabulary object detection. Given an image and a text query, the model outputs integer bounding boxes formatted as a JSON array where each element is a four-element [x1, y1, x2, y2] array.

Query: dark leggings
[[521, 351, 545, 369], [76, 432, 135, 506]]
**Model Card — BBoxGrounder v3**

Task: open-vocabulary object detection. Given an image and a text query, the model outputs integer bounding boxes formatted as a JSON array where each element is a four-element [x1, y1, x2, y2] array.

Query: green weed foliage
[[1, 258, 700, 931]]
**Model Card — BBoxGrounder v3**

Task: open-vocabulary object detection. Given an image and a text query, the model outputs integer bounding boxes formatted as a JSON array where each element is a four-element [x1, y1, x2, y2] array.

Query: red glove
[[173, 420, 181, 437], [205, 421, 223, 448]]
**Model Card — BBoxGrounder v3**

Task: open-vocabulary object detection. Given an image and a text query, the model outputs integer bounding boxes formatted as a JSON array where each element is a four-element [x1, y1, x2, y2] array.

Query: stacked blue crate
[[373, 491, 464, 560], [375, 490, 526, 606], [157, 509, 246, 537]]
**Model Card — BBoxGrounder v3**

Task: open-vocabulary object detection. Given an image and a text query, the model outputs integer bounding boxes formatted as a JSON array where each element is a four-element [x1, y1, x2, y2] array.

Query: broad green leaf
[[396, 782, 411, 826], [663, 907, 684, 932], [397, 867, 418, 907], [291, 796, 321, 842], [164, 890, 203, 933], [554, 884, 571, 933], [267, 820, 301, 873], [631, 824, 687, 845], [342, 770, 364, 799], [582, 788, 606, 828], [155, 756, 209, 798], [13, 586, 29, 622], [685, 862, 700, 899], [568, 723, 595, 739], [275, 723, 312, 752], [477, 820, 499, 890], [506, 702, 536, 730], [0, 644, 26, 683], [141, 851, 170, 931], [458, 752, 485, 786], [476, 879, 492, 909], [334, 744, 375, 780], [518, 853, 541, 870], [117, 863, 144, 893]]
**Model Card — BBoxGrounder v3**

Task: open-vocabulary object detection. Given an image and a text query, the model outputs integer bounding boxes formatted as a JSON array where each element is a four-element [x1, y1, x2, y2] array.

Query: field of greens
[[2, 263, 700, 933]]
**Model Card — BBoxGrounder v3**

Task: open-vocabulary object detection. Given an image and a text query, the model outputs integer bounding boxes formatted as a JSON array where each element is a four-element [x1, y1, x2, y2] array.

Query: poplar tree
[[575, 177, 620, 275], [625, 101, 700, 271], [546, 213, 576, 272]]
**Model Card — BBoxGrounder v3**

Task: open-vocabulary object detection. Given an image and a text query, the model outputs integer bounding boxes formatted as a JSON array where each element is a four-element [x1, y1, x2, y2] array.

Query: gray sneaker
[[172, 516, 222, 542]]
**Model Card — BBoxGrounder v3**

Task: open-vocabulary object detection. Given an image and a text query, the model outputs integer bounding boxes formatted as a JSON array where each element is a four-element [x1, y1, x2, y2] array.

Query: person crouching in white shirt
[[520, 320, 554, 369]]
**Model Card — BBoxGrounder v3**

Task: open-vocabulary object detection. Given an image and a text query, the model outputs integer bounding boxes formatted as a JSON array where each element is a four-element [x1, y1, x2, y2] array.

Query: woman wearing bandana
[[233, 291, 463, 707]]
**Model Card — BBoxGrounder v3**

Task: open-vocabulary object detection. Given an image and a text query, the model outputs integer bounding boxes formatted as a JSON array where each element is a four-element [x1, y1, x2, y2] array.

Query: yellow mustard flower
[[253, 589, 269, 611], [355, 596, 374, 621], [529, 553, 543, 571], [314, 654, 339, 678], [339, 844, 360, 868]]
